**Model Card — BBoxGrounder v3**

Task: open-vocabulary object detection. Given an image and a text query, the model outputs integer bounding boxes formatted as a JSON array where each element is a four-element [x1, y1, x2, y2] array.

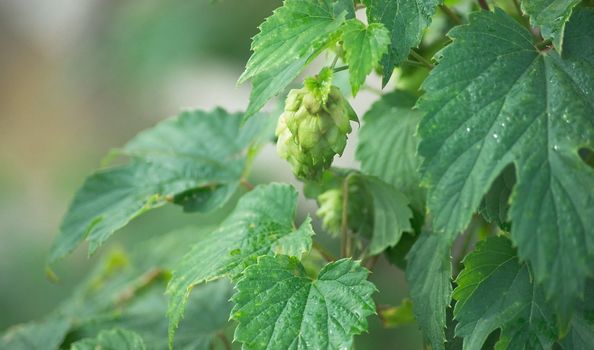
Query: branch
[[439, 5, 463, 25]]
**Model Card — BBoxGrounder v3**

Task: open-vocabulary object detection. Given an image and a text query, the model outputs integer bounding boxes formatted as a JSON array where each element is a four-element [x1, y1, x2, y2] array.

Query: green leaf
[[379, 298, 416, 328], [166, 183, 314, 344], [71, 328, 146, 350], [239, 0, 349, 117], [58, 227, 232, 350], [418, 8, 594, 314], [356, 90, 425, 211], [341, 19, 390, 95], [521, 0, 581, 50], [50, 108, 268, 261], [453, 236, 557, 350], [231, 255, 376, 349], [477, 165, 515, 231], [359, 175, 413, 255], [364, 0, 441, 85], [0, 318, 70, 350], [406, 231, 453, 350]]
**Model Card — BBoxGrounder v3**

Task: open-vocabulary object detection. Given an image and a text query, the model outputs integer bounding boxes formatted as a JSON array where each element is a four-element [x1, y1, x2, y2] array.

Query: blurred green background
[[0, 1, 421, 348]]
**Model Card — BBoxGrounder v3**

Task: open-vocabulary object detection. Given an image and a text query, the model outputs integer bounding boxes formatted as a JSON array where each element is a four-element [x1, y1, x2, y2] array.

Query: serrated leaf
[[231, 255, 376, 350], [359, 175, 413, 255], [453, 236, 557, 350], [418, 8, 594, 314], [364, 0, 441, 85], [166, 183, 314, 344], [521, 0, 581, 51], [406, 231, 453, 350], [356, 90, 425, 211], [71, 328, 146, 350], [50, 109, 269, 261], [341, 19, 390, 95], [239, 0, 349, 117], [478, 165, 515, 230], [0, 318, 70, 350]]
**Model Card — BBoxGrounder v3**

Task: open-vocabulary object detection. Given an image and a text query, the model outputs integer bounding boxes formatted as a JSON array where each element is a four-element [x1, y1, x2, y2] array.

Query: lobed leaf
[[364, 0, 441, 85], [418, 8, 594, 315], [0, 318, 70, 350], [231, 255, 376, 349], [239, 0, 353, 117], [165, 183, 314, 345], [71, 328, 146, 350], [50, 108, 269, 262], [341, 19, 390, 95]]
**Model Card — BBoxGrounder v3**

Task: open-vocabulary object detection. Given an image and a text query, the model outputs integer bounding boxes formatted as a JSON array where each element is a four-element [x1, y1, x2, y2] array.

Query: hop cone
[[276, 79, 356, 180]]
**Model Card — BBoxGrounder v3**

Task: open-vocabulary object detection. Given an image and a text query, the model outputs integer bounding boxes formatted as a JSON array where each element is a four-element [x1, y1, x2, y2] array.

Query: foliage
[[5, 0, 593, 349]]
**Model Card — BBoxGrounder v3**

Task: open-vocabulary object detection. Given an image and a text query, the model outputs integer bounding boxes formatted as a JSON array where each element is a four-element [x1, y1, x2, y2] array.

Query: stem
[[340, 174, 352, 258], [313, 241, 337, 262], [240, 178, 255, 191], [362, 84, 383, 96], [333, 65, 349, 73], [217, 333, 232, 350], [410, 50, 435, 69], [330, 53, 340, 69], [364, 254, 380, 270], [403, 59, 428, 68], [478, 0, 490, 11], [439, 5, 463, 25], [512, 0, 523, 16]]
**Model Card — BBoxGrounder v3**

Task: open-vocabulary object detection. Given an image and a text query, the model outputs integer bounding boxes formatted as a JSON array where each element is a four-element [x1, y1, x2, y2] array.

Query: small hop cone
[[276, 83, 357, 180]]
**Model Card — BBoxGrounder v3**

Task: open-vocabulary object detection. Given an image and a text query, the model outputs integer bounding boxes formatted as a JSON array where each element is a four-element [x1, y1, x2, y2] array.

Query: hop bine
[[276, 72, 357, 180]]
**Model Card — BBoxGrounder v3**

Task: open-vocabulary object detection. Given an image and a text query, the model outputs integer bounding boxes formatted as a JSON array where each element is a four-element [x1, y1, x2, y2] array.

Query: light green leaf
[[0, 318, 70, 350], [359, 175, 413, 255], [356, 90, 425, 211], [418, 8, 594, 314], [453, 236, 557, 350], [59, 227, 232, 350], [364, 0, 441, 85], [521, 0, 581, 51], [239, 0, 349, 117], [406, 231, 453, 350], [166, 183, 314, 344], [341, 19, 390, 95], [50, 108, 269, 261], [71, 328, 146, 350], [231, 255, 376, 350]]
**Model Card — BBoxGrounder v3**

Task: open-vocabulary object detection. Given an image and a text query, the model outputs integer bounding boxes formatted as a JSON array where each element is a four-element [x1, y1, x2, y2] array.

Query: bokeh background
[[0, 1, 422, 348]]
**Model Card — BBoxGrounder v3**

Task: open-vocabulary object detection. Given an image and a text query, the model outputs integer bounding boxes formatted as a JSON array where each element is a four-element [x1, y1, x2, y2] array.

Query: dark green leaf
[[453, 236, 557, 350], [418, 8, 594, 314], [406, 231, 453, 350]]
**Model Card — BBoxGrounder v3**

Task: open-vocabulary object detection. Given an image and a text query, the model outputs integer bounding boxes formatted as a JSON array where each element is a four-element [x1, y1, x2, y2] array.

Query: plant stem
[[362, 84, 383, 96], [512, 0, 523, 16], [410, 50, 435, 69], [439, 4, 463, 25], [330, 53, 340, 69], [341, 174, 352, 258], [333, 65, 349, 73], [364, 254, 380, 270], [478, 0, 490, 11], [217, 333, 232, 350], [313, 241, 337, 262], [240, 178, 255, 191]]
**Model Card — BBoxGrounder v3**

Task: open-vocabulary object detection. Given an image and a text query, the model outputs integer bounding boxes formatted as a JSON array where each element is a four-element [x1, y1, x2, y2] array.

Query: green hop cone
[[276, 70, 357, 180]]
